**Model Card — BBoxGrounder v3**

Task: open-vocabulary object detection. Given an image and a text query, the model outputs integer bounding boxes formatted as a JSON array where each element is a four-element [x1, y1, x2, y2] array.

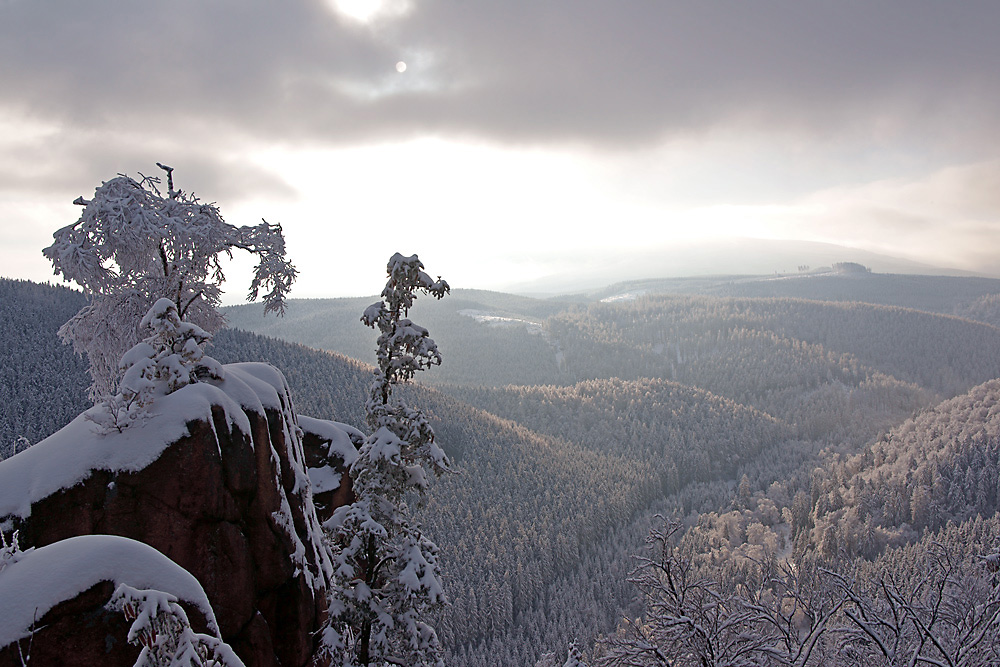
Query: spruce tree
[[324, 253, 450, 667]]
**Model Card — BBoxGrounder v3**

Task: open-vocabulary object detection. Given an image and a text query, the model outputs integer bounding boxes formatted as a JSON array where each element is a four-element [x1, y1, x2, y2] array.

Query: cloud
[[3, 1, 1000, 151], [767, 160, 1000, 274], [4, 1, 1000, 293], [0, 107, 297, 205]]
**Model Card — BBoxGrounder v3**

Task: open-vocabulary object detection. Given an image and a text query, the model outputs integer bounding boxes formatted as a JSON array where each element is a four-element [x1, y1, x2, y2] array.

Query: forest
[[4, 269, 1000, 666]]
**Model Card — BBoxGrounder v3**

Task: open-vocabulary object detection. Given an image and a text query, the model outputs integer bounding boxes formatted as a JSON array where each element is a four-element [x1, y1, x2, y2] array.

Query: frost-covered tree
[[562, 644, 590, 667], [43, 163, 296, 399], [597, 517, 844, 667], [97, 298, 225, 431], [831, 540, 1000, 667], [534, 644, 590, 667], [0, 531, 22, 574], [323, 253, 450, 667], [111, 584, 245, 667]]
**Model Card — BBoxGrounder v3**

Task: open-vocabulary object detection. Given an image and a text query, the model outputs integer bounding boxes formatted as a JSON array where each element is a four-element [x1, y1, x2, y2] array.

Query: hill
[[6, 276, 1000, 666], [593, 271, 1000, 316], [495, 238, 979, 296], [224, 289, 565, 387], [0, 279, 90, 454]]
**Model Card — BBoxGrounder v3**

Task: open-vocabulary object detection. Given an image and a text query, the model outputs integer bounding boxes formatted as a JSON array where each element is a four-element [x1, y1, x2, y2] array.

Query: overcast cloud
[[6, 1, 999, 147], [3, 1, 1000, 295]]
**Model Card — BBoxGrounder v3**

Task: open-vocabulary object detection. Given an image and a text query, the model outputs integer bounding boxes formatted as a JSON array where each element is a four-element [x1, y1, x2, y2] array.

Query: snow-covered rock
[[0, 363, 349, 667], [0, 534, 219, 666], [299, 415, 363, 523]]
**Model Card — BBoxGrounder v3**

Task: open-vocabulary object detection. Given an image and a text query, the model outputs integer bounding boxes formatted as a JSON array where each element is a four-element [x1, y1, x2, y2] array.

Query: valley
[[4, 270, 1000, 665]]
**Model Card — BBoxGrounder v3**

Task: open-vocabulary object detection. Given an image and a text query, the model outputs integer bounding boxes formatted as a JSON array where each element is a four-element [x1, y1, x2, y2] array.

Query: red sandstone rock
[[0, 363, 359, 667]]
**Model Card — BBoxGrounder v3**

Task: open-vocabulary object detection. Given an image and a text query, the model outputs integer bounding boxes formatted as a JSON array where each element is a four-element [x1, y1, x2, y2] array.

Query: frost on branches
[[96, 298, 224, 431], [111, 584, 245, 667], [43, 163, 296, 400], [322, 253, 451, 667], [535, 643, 590, 667], [0, 531, 23, 575]]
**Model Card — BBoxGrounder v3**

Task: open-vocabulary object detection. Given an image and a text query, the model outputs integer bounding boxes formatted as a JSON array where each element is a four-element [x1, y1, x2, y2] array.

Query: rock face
[[0, 363, 358, 667]]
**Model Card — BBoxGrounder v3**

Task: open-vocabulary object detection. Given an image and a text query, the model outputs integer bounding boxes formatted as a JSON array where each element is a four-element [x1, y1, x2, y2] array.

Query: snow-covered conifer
[[44, 164, 296, 400], [562, 643, 590, 667], [323, 253, 450, 667], [97, 298, 224, 431]]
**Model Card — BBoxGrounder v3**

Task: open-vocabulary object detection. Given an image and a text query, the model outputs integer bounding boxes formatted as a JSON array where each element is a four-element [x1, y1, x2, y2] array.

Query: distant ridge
[[501, 238, 981, 297]]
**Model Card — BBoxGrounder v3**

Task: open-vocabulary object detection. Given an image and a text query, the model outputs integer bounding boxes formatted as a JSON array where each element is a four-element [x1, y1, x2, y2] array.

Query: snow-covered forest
[[4, 261, 1000, 665]]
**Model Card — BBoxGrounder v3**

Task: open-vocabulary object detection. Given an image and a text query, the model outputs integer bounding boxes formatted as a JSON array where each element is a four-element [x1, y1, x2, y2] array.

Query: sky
[[3, 1, 1000, 300]]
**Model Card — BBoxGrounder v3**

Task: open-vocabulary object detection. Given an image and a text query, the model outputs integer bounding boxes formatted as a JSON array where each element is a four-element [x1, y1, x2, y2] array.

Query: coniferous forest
[[4, 270, 1000, 666]]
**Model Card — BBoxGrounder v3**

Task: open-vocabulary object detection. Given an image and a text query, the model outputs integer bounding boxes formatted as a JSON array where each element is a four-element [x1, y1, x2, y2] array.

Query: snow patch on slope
[[457, 309, 543, 334], [0, 362, 297, 522], [600, 290, 647, 303]]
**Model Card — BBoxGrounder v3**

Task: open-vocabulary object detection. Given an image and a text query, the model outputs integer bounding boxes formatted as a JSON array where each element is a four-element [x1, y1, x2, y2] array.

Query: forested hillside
[[5, 276, 1000, 666], [448, 378, 791, 492], [0, 279, 89, 455], [224, 290, 564, 387], [212, 329, 660, 663], [809, 378, 1000, 555], [548, 295, 1000, 396], [594, 271, 1000, 316]]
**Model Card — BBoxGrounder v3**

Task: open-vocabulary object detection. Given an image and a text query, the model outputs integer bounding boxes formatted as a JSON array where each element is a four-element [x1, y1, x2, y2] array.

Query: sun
[[325, 0, 411, 24], [328, 0, 381, 22]]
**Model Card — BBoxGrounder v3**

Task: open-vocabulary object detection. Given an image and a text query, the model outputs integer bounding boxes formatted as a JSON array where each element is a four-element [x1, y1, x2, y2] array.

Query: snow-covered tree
[[111, 584, 245, 667], [97, 298, 225, 431], [44, 163, 296, 400], [562, 643, 590, 667], [323, 253, 450, 667], [597, 517, 844, 667], [0, 530, 23, 574], [534, 645, 589, 667]]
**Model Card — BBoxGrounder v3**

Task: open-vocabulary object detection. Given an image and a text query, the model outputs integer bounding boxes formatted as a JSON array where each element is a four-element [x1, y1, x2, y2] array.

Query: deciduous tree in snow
[[830, 541, 1000, 667], [323, 253, 450, 667], [44, 163, 296, 400], [596, 517, 844, 667]]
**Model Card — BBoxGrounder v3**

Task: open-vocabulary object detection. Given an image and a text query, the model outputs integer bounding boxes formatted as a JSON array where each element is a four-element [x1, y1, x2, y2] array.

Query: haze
[[3, 1, 999, 299]]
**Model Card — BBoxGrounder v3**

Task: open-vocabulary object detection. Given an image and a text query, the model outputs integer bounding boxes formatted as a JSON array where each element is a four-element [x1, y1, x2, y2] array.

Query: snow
[[216, 362, 288, 413], [300, 416, 361, 467], [457, 309, 543, 334], [300, 415, 362, 494], [0, 362, 295, 521], [600, 290, 648, 303], [0, 534, 217, 648], [366, 426, 403, 463], [307, 465, 344, 494]]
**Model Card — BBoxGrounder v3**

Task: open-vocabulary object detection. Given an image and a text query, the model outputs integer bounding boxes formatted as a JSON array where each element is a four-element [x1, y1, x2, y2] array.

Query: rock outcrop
[[0, 535, 218, 667], [0, 363, 359, 667]]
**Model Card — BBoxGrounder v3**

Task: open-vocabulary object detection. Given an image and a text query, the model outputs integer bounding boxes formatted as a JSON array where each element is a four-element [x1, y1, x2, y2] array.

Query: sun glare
[[326, 0, 410, 24]]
